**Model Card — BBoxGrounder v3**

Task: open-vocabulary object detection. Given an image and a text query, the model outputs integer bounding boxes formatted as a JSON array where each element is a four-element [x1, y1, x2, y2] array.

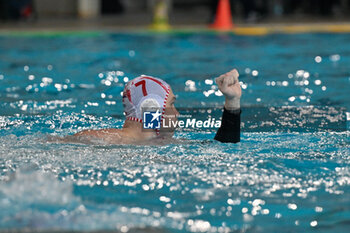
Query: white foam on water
[[0, 130, 349, 231], [0, 170, 78, 206]]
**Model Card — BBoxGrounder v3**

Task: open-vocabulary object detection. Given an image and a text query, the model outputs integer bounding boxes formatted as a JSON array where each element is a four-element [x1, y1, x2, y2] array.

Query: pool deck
[[1, 13, 350, 36]]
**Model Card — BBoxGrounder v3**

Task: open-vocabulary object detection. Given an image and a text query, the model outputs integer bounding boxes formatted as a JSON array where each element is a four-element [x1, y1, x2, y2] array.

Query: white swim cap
[[122, 75, 170, 123]]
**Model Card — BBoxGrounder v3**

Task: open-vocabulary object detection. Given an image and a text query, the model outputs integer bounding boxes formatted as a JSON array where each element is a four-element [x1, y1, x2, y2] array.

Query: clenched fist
[[215, 69, 242, 110]]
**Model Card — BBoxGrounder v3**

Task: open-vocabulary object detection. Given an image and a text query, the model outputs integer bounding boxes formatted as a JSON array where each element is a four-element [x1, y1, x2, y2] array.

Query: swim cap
[[122, 75, 171, 123]]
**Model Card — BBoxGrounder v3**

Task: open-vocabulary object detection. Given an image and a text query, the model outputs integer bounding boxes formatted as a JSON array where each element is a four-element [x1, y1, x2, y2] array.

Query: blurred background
[[1, 0, 350, 28]]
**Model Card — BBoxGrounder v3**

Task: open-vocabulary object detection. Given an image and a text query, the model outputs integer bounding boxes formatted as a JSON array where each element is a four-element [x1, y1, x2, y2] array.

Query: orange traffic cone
[[210, 0, 234, 30]]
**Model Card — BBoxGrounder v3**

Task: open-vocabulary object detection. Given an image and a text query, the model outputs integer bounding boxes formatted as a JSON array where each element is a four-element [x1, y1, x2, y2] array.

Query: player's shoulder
[[74, 128, 121, 137]]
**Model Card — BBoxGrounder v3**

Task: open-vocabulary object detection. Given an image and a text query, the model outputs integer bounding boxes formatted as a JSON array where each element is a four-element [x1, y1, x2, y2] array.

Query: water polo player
[[69, 69, 241, 144]]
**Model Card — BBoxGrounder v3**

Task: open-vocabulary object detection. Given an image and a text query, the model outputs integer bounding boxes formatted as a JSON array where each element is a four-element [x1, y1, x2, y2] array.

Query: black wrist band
[[224, 108, 241, 115]]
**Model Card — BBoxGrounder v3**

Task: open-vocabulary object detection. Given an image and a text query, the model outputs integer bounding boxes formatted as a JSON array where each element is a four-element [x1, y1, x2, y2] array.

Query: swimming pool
[[0, 32, 349, 232]]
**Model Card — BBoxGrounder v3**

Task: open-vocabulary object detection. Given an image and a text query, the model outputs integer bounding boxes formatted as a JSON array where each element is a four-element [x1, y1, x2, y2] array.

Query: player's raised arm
[[214, 69, 242, 143]]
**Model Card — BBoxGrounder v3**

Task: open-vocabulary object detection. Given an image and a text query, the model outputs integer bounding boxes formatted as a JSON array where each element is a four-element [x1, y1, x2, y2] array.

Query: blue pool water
[[0, 32, 349, 232]]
